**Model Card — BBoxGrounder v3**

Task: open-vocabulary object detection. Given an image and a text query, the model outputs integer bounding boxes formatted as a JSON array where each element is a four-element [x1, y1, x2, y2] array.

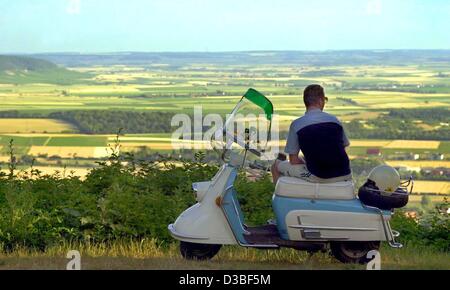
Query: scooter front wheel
[[180, 241, 222, 260], [330, 241, 380, 264]]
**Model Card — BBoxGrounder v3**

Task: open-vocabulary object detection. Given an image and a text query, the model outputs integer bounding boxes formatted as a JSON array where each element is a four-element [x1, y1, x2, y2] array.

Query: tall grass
[[0, 239, 448, 270]]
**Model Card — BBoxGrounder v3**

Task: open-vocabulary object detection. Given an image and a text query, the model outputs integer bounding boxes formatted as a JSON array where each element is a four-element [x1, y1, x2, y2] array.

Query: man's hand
[[277, 153, 287, 161]]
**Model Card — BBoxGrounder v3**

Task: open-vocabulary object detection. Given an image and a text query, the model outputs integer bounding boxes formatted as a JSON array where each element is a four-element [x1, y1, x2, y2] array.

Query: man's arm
[[343, 130, 350, 148], [338, 119, 350, 148], [285, 122, 304, 165]]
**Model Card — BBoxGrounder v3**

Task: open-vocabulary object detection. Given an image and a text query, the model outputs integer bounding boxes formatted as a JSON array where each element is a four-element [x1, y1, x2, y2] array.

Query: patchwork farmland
[[0, 51, 449, 206]]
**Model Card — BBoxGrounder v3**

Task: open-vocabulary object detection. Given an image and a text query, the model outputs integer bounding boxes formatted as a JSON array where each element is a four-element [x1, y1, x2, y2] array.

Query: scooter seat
[[275, 177, 355, 200]]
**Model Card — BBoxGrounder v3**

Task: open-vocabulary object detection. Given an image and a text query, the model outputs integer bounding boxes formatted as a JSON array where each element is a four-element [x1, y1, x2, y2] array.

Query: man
[[271, 84, 352, 184]]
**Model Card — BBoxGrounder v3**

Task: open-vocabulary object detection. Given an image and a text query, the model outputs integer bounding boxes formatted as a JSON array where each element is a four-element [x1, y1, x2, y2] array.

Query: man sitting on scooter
[[271, 84, 352, 184]]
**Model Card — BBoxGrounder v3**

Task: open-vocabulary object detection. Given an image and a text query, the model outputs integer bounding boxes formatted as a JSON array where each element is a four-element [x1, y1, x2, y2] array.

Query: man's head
[[303, 84, 328, 111]]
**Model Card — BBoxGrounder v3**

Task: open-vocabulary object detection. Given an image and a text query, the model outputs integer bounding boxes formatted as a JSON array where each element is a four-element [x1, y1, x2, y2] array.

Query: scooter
[[168, 89, 412, 264]]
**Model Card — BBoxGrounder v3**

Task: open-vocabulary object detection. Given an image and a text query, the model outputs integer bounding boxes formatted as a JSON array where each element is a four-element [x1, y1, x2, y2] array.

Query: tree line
[[342, 108, 450, 141], [48, 111, 176, 134], [0, 108, 448, 137], [343, 122, 450, 141]]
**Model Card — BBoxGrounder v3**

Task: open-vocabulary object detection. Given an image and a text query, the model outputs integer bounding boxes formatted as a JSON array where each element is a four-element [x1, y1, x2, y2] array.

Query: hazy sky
[[1, 0, 449, 53]]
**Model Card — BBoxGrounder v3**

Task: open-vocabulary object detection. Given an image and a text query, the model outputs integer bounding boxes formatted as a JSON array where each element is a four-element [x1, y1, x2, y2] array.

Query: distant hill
[[0, 55, 89, 85], [31, 50, 450, 67], [0, 55, 59, 71]]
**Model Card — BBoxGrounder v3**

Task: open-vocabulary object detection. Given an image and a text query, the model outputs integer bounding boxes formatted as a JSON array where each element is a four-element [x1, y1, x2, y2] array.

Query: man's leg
[[308, 173, 353, 184], [276, 161, 317, 183], [271, 160, 281, 184], [272, 160, 308, 184]]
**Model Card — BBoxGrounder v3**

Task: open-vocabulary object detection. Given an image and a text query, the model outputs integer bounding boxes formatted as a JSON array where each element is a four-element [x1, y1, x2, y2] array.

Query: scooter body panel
[[169, 165, 238, 245], [221, 187, 249, 244], [170, 163, 393, 246], [273, 195, 391, 241]]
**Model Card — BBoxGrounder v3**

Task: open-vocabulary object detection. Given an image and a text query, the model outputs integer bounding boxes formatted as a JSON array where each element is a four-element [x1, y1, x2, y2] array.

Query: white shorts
[[276, 160, 352, 183]]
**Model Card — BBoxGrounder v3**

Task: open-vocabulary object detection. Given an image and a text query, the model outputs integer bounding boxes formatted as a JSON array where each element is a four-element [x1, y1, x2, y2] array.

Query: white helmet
[[368, 165, 401, 196]]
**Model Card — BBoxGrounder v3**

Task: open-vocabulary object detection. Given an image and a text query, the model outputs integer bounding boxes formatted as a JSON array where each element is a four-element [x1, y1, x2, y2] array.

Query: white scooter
[[168, 89, 412, 264]]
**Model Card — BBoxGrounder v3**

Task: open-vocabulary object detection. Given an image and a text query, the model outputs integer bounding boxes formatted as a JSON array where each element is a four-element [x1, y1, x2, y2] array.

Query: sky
[[0, 0, 449, 53]]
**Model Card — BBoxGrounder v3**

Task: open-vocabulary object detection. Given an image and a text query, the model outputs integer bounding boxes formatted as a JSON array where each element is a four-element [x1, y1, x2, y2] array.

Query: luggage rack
[[361, 204, 402, 248], [361, 177, 414, 248]]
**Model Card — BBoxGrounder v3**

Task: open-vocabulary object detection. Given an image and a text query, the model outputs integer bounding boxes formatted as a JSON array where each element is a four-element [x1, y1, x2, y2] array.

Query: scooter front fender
[[169, 165, 239, 245], [169, 202, 238, 245]]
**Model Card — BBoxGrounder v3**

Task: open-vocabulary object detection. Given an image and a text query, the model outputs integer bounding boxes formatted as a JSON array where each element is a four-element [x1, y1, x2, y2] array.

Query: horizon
[[3, 48, 450, 56], [1, 0, 449, 53]]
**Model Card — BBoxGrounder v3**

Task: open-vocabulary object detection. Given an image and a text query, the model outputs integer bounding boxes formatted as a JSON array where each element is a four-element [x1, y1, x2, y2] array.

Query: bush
[[0, 147, 222, 249], [391, 198, 449, 251], [0, 147, 447, 252]]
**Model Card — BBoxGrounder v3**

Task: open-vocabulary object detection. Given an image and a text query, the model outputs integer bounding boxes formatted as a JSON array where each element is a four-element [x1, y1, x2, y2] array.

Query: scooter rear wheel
[[330, 241, 380, 264], [180, 241, 222, 260]]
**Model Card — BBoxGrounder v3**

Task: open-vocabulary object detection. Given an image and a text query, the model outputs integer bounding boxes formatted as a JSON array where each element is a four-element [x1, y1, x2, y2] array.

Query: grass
[[0, 240, 448, 270], [0, 56, 90, 85], [46, 136, 107, 147], [439, 142, 450, 153], [0, 135, 49, 146]]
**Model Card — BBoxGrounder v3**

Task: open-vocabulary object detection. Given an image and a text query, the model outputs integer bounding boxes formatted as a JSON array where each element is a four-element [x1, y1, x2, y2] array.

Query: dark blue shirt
[[285, 109, 351, 179]]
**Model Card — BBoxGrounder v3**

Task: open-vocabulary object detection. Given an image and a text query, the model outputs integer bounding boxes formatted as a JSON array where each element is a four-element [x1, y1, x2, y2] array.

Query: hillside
[[32, 50, 450, 67], [0, 55, 61, 72], [0, 55, 89, 85]]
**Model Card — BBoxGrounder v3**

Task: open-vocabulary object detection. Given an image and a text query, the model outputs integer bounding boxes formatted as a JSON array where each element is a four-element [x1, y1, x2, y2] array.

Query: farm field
[[1, 134, 449, 157], [0, 52, 449, 198], [0, 88, 448, 117], [28, 146, 109, 158], [386, 160, 450, 169], [407, 195, 448, 208], [1, 134, 449, 196], [410, 181, 450, 195], [0, 119, 75, 133], [1, 62, 450, 117], [0, 166, 92, 179]]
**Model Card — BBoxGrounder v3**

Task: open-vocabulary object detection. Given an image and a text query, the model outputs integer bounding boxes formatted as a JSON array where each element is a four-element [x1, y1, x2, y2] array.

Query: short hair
[[303, 84, 325, 107]]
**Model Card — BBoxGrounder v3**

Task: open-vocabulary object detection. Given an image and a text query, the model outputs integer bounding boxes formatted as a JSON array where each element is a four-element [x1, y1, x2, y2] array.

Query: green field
[[46, 136, 107, 147], [0, 135, 49, 146], [0, 52, 449, 195], [0, 62, 449, 117]]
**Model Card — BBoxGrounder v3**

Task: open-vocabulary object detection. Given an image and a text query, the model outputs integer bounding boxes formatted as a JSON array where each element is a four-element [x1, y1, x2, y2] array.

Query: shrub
[[0, 146, 447, 252], [391, 198, 449, 251]]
